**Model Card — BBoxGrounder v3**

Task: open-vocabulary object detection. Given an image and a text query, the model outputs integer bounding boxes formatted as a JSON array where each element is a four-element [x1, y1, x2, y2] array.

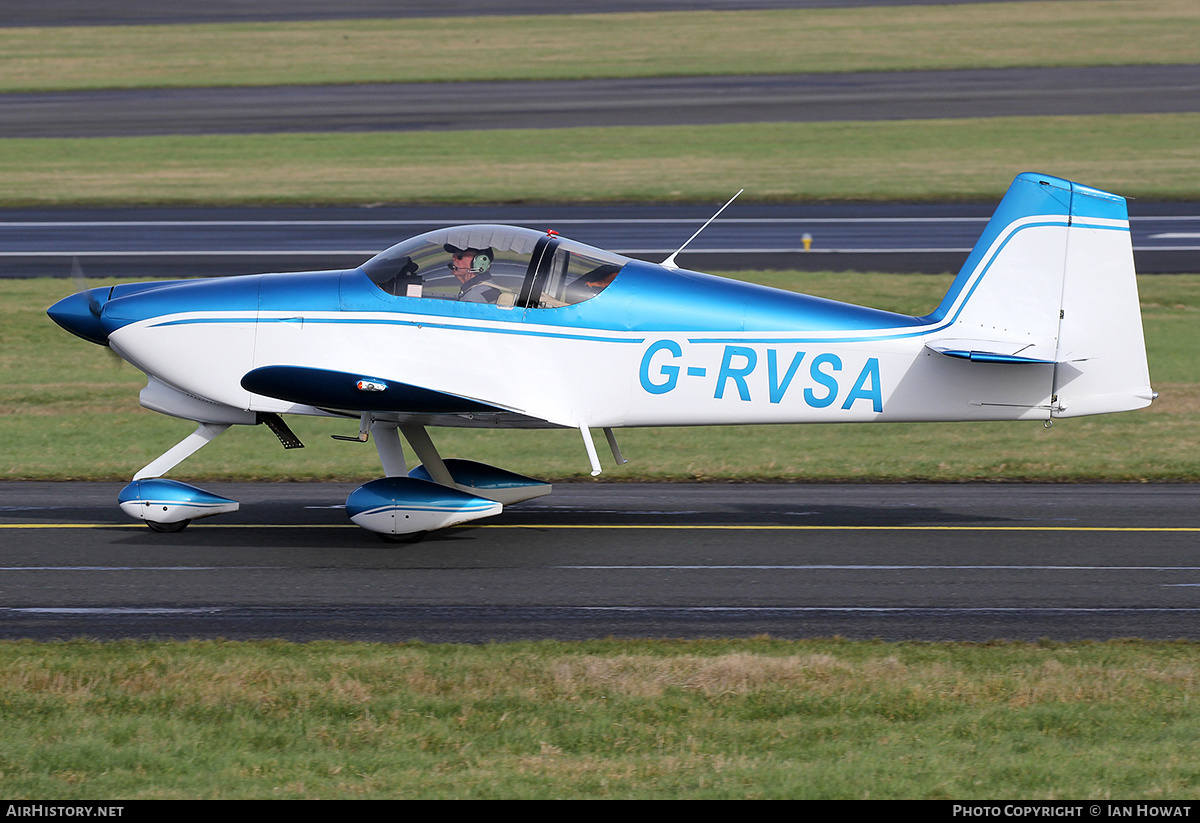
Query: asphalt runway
[[6, 201, 1199, 277], [3, 481, 1200, 642]]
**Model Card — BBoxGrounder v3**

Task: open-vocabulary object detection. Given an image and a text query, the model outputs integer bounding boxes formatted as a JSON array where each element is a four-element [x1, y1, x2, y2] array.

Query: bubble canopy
[[361, 225, 629, 309]]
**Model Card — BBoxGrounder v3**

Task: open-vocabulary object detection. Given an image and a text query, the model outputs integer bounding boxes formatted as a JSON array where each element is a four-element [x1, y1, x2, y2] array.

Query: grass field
[[2, 637, 1199, 799], [1, 1, 1195, 91], [2, 113, 1199, 206], [8, 271, 1196, 483]]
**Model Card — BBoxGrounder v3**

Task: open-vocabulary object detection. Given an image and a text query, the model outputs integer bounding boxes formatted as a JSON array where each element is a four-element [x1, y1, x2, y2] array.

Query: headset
[[444, 244, 493, 275]]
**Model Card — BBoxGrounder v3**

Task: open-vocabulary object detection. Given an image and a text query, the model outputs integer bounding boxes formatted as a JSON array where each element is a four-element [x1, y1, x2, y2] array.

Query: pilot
[[445, 244, 501, 303]]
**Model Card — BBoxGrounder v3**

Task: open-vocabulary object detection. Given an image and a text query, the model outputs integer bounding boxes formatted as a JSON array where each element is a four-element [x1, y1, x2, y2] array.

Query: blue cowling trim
[[101, 274, 264, 334]]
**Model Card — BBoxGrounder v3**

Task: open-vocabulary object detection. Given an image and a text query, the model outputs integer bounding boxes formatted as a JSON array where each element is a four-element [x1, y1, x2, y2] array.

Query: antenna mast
[[661, 189, 744, 270]]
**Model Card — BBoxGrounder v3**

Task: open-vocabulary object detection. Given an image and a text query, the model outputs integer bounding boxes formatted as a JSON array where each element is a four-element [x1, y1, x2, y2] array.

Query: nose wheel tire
[[145, 520, 189, 534]]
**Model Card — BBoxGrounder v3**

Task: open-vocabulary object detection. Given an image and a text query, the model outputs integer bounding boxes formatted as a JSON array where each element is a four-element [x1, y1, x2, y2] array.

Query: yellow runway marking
[[3, 523, 1200, 533], [479, 524, 1200, 532], [0, 523, 347, 529]]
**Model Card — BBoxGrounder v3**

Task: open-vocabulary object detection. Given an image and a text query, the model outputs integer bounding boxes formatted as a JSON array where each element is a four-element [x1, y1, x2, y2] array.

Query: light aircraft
[[48, 173, 1154, 540]]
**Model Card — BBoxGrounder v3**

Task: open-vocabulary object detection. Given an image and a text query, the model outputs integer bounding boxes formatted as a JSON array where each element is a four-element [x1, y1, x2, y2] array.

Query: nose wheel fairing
[[118, 478, 239, 529]]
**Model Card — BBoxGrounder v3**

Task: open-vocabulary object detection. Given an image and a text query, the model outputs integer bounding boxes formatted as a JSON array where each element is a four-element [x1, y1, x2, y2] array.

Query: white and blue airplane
[[47, 173, 1155, 540]]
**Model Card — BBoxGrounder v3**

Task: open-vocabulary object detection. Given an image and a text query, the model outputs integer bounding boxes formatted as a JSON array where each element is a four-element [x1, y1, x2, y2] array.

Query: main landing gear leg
[[132, 422, 229, 481], [399, 424, 454, 487], [370, 420, 408, 477]]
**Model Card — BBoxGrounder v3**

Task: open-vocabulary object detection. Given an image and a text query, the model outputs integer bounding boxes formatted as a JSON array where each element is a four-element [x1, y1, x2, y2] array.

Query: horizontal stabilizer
[[925, 339, 1058, 365], [241, 365, 508, 414]]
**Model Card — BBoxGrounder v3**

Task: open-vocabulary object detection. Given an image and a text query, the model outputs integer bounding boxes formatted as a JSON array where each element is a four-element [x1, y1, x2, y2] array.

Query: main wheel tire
[[377, 530, 427, 544]]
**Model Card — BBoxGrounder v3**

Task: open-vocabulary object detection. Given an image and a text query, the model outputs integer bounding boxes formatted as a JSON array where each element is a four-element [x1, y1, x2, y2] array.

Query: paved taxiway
[[4, 482, 1200, 642], [12, 66, 1200, 139]]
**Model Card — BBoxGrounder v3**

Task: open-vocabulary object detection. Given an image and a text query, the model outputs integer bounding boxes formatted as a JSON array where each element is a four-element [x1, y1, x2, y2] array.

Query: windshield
[[361, 225, 627, 308]]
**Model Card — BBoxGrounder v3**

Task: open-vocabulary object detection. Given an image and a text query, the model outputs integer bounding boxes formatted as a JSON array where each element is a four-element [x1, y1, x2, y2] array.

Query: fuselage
[[49, 233, 1060, 430]]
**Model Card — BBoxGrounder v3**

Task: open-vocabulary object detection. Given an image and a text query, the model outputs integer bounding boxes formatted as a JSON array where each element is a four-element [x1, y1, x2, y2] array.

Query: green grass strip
[[1, 113, 1199, 207], [10, 272, 1197, 482], [1, 638, 1199, 799], [0, 1, 1196, 91]]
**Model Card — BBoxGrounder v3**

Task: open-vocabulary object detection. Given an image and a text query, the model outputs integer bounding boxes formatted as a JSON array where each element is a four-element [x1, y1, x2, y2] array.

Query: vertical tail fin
[[924, 172, 1154, 417]]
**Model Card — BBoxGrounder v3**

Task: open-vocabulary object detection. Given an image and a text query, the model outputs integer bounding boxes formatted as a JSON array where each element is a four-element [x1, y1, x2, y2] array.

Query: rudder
[[1053, 180, 1154, 416]]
